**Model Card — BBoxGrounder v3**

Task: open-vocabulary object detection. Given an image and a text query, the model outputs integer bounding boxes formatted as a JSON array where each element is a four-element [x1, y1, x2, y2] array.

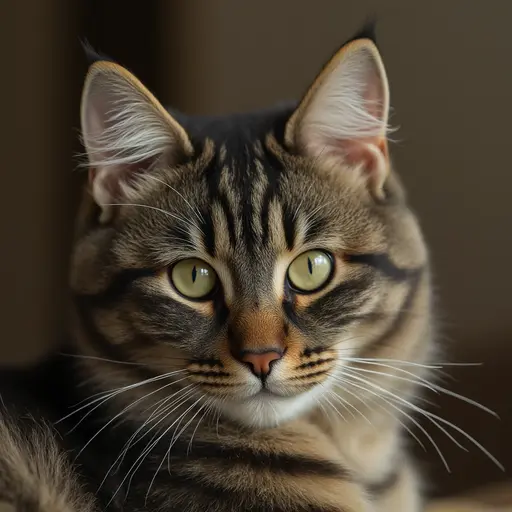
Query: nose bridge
[[230, 308, 285, 354], [232, 252, 277, 307]]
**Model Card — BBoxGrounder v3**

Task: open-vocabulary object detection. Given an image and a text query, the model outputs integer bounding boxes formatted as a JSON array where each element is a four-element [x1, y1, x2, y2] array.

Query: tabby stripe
[[71, 266, 160, 377], [188, 370, 230, 377], [199, 210, 216, 256], [282, 296, 300, 327], [75, 268, 155, 304], [167, 223, 194, 249], [260, 185, 276, 246], [281, 202, 296, 250], [171, 439, 350, 478], [155, 473, 343, 512], [239, 161, 258, 252], [217, 192, 237, 248], [261, 135, 286, 174], [296, 359, 335, 369], [189, 358, 224, 367], [367, 271, 423, 351], [303, 346, 328, 356], [202, 142, 223, 254], [303, 214, 329, 244], [345, 253, 421, 282], [72, 295, 161, 381], [260, 137, 285, 247], [290, 370, 328, 380], [194, 382, 239, 387], [304, 276, 373, 329], [241, 195, 256, 251]]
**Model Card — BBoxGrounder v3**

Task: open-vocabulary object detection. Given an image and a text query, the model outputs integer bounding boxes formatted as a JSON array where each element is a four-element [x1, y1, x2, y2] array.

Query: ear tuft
[[80, 61, 193, 220], [348, 18, 378, 46], [286, 38, 392, 197], [81, 40, 115, 66]]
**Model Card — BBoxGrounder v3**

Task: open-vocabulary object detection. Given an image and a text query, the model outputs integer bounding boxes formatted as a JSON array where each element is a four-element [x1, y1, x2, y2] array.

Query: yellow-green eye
[[171, 258, 217, 299], [287, 250, 333, 293]]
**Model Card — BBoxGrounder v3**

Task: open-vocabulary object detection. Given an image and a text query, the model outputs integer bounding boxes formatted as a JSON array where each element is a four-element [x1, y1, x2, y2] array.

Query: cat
[[0, 26, 438, 511]]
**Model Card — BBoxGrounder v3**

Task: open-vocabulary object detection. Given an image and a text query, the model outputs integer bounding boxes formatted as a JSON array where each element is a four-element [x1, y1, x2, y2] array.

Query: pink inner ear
[[89, 167, 124, 205], [88, 168, 96, 187], [339, 136, 388, 168], [88, 163, 143, 205], [89, 153, 157, 205], [364, 78, 386, 120]]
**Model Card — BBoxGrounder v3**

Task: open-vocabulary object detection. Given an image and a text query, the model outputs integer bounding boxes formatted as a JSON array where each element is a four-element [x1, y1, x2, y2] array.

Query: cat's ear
[[285, 38, 391, 197], [81, 61, 193, 218]]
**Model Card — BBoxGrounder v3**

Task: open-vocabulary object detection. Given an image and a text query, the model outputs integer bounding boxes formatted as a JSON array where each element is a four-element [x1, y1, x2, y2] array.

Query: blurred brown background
[[1, 0, 510, 501]]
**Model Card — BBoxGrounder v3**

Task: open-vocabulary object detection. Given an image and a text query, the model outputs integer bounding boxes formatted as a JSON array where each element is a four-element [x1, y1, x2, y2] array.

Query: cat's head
[[71, 35, 430, 428]]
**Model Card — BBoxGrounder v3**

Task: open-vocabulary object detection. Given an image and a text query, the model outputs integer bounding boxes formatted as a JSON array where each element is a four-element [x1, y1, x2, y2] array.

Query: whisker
[[58, 370, 186, 429], [59, 352, 148, 366], [292, 182, 314, 221], [339, 356, 444, 370], [339, 357, 442, 385], [344, 372, 465, 450], [321, 394, 347, 423], [148, 397, 210, 501], [327, 378, 376, 427], [99, 385, 197, 490], [339, 370, 503, 470], [76, 376, 189, 459], [332, 374, 426, 451], [334, 374, 450, 470], [315, 397, 332, 421], [63, 369, 186, 415], [342, 365, 439, 395], [344, 356, 483, 368], [325, 381, 376, 425], [60, 352, 190, 367], [411, 403, 505, 471], [100, 203, 197, 239], [340, 370, 470, 453], [340, 359, 498, 418], [108, 393, 202, 506], [124, 386, 198, 446], [187, 398, 215, 456], [143, 395, 207, 503], [144, 175, 205, 225]]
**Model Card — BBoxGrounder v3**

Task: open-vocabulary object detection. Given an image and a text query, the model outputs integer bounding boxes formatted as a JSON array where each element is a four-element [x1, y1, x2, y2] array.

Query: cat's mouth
[[216, 379, 329, 428], [187, 353, 335, 402], [185, 356, 335, 427], [249, 386, 287, 400]]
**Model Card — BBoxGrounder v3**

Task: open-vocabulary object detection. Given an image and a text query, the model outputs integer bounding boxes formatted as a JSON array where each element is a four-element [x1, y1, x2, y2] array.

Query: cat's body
[[0, 30, 434, 511]]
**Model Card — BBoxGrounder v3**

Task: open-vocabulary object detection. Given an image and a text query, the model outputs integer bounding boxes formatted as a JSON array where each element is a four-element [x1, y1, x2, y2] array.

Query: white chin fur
[[215, 385, 327, 429]]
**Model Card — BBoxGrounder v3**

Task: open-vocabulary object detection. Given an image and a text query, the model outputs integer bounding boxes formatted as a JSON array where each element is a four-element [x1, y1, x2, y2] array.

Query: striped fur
[[0, 32, 433, 511], [0, 413, 97, 512]]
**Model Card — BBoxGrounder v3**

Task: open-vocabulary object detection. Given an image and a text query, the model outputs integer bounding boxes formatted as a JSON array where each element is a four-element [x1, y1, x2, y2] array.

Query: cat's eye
[[170, 258, 217, 300], [287, 250, 333, 293]]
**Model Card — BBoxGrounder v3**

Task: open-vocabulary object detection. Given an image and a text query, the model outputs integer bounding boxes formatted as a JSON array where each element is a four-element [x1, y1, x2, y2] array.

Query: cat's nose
[[239, 350, 283, 377]]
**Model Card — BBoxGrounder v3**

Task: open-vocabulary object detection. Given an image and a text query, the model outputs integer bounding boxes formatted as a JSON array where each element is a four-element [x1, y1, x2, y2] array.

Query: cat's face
[[72, 37, 428, 428]]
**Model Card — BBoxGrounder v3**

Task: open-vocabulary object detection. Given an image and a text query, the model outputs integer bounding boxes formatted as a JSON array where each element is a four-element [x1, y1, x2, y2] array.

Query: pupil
[[307, 257, 313, 275], [192, 265, 197, 283]]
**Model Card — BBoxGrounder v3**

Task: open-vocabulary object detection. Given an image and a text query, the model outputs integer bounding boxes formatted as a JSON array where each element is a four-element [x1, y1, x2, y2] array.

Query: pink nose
[[240, 350, 283, 377]]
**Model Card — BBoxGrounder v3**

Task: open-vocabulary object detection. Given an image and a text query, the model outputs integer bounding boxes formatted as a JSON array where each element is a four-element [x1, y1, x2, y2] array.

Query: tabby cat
[[0, 28, 439, 511]]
